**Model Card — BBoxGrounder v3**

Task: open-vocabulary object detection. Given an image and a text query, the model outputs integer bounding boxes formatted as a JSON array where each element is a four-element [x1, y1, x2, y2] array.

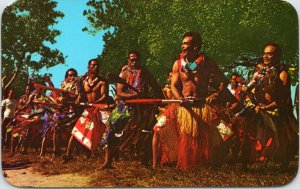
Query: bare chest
[[83, 78, 102, 93], [179, 71, 201, 84]]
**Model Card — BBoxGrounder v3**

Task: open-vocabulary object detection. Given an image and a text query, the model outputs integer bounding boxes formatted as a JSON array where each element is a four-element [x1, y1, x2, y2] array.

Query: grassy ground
[[2, 148, 298, 187]]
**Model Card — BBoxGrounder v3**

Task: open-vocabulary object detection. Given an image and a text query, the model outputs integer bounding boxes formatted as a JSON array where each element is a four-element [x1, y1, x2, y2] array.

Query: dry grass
[[2, 148, 298, 187]]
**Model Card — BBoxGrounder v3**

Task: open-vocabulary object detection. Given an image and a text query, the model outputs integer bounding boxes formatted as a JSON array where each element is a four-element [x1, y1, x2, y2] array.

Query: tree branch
[[4, 52, 26, 90], [2, 75, 7, 88]]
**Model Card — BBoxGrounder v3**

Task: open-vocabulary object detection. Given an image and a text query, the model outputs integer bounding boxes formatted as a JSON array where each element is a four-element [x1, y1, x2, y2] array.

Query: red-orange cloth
[[72, 107, 106, 151]]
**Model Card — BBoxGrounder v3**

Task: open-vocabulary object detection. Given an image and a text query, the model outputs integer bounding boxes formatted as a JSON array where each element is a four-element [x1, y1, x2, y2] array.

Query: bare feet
[[61, 154, 73, 163], [152, 164, 158, 170], [99, 162, 112, 170]]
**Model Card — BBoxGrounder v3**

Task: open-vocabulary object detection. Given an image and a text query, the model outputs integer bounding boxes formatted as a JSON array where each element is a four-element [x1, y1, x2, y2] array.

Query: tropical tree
[[83, 0, 298, 85], [1, 0, 65, 97]]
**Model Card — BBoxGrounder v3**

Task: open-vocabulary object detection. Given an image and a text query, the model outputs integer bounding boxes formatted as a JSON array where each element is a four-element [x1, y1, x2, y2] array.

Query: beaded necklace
[[85, 76, 100, 92]]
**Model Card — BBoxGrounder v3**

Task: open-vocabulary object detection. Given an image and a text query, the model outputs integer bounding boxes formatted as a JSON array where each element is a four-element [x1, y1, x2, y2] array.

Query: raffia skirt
[[155, 103, 217, 170]]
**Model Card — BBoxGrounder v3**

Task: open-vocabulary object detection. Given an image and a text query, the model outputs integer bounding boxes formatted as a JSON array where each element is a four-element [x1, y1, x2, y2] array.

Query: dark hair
[[4, 88, 13, 98], [88, 59, 99, 66], [26, 84, 34, 92], [264, 42, 282, 59], [65, 68, 78, 79], [127, 50, 141, 60], [183, 31, 202, 50], [230, 72, 240, 78]]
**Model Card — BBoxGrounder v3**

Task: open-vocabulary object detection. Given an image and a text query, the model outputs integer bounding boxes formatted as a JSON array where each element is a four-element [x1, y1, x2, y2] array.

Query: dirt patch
[[3, 167, 91, 187], [1, 152, 92, 187]]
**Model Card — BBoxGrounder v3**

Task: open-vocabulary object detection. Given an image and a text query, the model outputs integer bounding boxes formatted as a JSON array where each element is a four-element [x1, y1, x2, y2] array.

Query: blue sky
[[40, 0, 105, 87], [0, 0, 299, 102]]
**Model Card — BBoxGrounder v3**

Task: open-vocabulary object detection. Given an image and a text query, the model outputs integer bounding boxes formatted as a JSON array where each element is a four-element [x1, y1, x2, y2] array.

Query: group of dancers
[[1, 31, 298, 171]]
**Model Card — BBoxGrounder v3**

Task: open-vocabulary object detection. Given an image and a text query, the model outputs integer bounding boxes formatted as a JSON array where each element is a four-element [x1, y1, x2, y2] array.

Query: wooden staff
[[77, 102, 116, 110], [123, 98, 206, 104], [33, 82, 76, 96]]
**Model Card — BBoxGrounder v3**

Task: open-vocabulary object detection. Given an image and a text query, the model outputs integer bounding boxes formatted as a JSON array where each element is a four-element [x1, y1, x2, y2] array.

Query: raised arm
[[16, 92, 35, 113]]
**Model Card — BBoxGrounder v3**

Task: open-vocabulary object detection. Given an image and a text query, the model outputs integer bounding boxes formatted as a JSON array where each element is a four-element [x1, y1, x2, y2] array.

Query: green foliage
[[83, 0, 298, 85], [1, 0, 65, 97]]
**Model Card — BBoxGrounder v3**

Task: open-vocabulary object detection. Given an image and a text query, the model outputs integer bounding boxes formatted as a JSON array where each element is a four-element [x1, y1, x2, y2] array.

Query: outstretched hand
[[206, 93, 218, 104], [180, 96, 191, 107], [180, 96, 205, 107]]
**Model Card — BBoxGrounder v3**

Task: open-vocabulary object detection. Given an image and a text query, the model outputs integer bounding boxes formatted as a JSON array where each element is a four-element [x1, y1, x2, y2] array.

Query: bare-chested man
[[241, 43, 298, 170], [12, 77, 56, 154], [64, 59, 112, 164], [152, 31, 231, 170], [162, 70, 174, 100], [9, 85, 33, 153]]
